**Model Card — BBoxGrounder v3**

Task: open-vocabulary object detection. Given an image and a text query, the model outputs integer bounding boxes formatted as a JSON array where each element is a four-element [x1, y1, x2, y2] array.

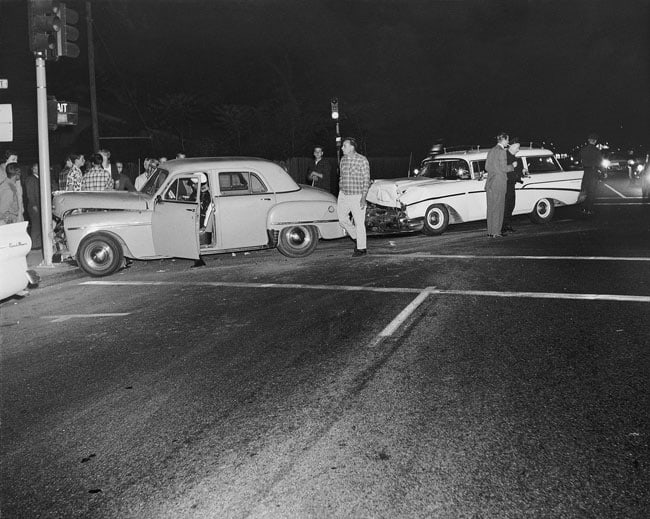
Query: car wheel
[[529, 198, 555, 224], [422, 204, 449, 235], [277, 225, 319, 258], [77, 232, 124, 277]]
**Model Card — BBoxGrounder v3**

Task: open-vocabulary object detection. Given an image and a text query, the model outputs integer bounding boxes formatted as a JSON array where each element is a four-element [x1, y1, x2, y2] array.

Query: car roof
[[432, 147, 553, 161], [160, 157, 299, 192]]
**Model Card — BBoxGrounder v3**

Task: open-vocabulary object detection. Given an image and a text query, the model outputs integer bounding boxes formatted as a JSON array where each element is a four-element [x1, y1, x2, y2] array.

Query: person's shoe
[[352, 248, 367, 257]]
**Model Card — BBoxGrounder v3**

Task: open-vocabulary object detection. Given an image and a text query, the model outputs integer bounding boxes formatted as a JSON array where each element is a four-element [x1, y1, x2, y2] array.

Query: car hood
[[367, 177, 463, 207], [52, 191, 152, 217]]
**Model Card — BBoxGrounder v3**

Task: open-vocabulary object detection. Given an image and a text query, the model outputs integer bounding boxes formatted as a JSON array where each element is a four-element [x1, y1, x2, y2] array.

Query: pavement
[[26, 248, 85, 287]]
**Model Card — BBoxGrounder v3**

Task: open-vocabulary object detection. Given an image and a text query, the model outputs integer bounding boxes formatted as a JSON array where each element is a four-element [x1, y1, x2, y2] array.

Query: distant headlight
[[636, 164, 644, 172], [413, 168, 420, 175], [628, 159, 636, 165], [601, 159, 611, 168]]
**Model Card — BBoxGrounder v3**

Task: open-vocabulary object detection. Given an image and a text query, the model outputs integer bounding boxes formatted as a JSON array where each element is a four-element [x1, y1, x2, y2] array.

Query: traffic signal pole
[[35, 54, 54, 266]]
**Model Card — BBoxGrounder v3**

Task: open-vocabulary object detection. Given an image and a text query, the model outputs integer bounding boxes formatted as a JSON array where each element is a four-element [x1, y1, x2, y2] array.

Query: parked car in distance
[[0, 222, 40, 301], [52, 157, 346, 277], [366, 146, 584, 235]]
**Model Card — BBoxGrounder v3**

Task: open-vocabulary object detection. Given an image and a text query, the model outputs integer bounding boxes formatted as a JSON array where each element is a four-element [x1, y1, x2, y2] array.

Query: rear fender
[[267, 201, 344, 239]]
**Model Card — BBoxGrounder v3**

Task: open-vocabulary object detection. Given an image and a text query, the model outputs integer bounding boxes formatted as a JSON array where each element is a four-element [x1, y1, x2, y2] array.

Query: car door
[[151, 174, 201, 259], [467, 160, 488, 220], [214, 170, 276, 249]]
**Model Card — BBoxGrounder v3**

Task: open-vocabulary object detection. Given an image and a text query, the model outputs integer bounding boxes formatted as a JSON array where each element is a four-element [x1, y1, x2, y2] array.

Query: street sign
[[0, 104, 13, 141]]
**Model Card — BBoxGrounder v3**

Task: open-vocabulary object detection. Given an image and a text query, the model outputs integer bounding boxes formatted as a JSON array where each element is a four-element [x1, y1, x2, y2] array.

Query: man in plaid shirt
[[338, 137, 370, 257], [81, 153, 114, 191]]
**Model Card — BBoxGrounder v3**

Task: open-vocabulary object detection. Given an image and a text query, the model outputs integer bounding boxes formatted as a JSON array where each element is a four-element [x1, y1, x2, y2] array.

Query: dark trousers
[[503, 180, 516, 229], [28, 208, 42, 249], [581, 168, 598, 212]]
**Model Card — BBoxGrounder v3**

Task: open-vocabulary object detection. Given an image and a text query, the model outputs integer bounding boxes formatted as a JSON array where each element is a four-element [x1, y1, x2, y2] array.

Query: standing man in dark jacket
[[579, 133, 603, 216], [502, 138, 524, 234], [24, 163, 42, 249], [307, 145, 332, 193]]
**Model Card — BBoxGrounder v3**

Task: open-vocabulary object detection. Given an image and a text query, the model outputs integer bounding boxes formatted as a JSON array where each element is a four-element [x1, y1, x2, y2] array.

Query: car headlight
[[601, 159, 611, 168], [628, 159, 636, 165], [637, 164, 644, 172]]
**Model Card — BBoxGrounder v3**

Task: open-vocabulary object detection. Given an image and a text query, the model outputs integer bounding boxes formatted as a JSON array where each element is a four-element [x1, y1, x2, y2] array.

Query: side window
[[219, 172, 250, 196], [526, 155, 562, 174], [250, 173, 268, 193], [471, 160, 486, 179], [163, 177, 198, 202]]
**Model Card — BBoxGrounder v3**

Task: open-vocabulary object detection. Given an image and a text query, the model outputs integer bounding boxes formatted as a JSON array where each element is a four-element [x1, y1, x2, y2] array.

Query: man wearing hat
[[579, 133, 603, 216]]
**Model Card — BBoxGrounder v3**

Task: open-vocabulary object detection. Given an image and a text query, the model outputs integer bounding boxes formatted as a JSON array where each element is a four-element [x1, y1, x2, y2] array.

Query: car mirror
[[155, 194, 162, 204]]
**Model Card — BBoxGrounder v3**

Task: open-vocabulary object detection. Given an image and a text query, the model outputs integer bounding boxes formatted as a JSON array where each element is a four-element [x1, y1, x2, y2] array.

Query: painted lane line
[[82, 280, 424, 294], [370, 253, 650, 262], [434, 289, 650, 303], [372, 289, 433, 347], [42, 313, 131, 323], [602, 183, 628, 198], [81, 281, 650, 303]]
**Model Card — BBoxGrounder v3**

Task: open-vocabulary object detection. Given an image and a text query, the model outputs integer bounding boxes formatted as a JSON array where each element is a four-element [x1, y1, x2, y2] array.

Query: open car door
[[151, 174, 201, 260]]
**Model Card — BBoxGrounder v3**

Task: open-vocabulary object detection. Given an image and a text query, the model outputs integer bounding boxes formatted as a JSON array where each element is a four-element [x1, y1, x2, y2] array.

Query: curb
[[30, 264, 86, 288]]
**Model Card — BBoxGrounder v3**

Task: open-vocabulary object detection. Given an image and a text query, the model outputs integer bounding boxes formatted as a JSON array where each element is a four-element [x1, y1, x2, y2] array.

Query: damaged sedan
[[366, 146, 584, 235], [53, 157, 345, 277]]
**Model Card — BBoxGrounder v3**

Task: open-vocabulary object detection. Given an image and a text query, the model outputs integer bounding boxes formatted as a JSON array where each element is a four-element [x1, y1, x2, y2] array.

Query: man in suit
[[307, 145, 332, 193]]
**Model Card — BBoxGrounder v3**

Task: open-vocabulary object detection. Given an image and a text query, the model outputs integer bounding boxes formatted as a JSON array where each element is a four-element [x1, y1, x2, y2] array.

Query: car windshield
[[141, 168, 170, 195], [526, 155, 563, 174], [418, 159, 471, 180]]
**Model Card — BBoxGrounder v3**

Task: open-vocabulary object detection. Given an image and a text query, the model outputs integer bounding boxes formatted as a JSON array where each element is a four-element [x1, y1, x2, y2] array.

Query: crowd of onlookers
[[0, 147, 186, 250]]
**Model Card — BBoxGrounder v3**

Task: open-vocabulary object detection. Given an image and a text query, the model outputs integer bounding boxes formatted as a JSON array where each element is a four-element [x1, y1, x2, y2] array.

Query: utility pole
[[86, 1, 99, 151], [34, 54, 54, 266]]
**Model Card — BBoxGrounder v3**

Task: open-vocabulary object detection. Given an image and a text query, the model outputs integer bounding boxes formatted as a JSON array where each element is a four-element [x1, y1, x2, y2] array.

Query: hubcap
[[287, 227, 311, 249], [427, 210, 442, 228], [85, 242, 114, 269]]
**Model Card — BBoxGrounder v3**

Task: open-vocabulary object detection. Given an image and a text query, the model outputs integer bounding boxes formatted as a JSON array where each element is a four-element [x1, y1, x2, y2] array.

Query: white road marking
[[370, 253, 650, 262], [602, 183, 628, 198], [42, 313, 131, 323], [374, 288, 434, 344], [80, 281, 650, 349], [81, 281, 650, 302]]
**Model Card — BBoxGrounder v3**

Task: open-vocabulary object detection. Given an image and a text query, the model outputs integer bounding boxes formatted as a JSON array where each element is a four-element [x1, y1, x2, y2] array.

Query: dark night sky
[[2, 0, 649, 159]]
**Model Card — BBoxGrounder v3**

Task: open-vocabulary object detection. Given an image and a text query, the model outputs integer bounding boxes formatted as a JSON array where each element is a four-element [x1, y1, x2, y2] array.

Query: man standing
[[485, 132, 514, 237], [24, 163, 42, 249], [307, 145, 332, 192], [579, 133, 602, 216], [81, 153, 114, 191], [337, 137, 370, 257]]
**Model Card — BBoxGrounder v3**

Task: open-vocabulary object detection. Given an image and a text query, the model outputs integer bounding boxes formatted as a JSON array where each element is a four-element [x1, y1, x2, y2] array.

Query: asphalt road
[[1, 178, 649, 518]]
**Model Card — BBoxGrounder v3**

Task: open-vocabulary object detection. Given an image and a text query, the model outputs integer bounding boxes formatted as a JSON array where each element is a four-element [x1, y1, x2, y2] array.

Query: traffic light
[[330, 97, 339, 120], [28, 0, 60, 60], [55, 3, 80, 59]]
